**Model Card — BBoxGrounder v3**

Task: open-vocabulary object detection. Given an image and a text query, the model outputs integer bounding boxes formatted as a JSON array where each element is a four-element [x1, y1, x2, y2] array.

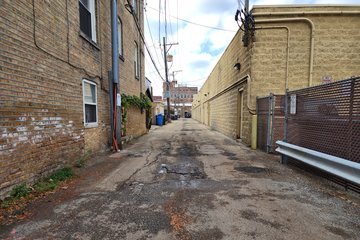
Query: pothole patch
[[234, 166, 269, 173], [159, 163, 206, 179], [198, 145, 224, 155]]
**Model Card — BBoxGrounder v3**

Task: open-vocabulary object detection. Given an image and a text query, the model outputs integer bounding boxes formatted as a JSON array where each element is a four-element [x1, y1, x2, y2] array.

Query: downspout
[[252, 10, 360, 86], [111, 0, 120, 151], [254, 17, 315, 87]]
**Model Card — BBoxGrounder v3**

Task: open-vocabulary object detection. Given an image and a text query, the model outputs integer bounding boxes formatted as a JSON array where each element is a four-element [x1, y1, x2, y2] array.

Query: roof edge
[[253, 4, 360, 8]]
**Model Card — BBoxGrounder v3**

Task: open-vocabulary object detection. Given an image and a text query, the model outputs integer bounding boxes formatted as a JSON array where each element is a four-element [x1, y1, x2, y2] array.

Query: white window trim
[[79, 0, 97, 42], [134, 42, 139, 78], [117, 17, 123, 56], [89, 0, 97, 42], [82, 79, 98, 128]]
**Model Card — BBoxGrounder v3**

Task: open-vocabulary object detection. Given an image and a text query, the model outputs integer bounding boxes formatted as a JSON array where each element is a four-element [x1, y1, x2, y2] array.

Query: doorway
[[236, 89, 244, 139]]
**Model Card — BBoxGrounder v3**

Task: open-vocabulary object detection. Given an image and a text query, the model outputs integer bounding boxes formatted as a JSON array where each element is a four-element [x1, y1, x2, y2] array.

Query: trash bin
[[156, 114, 163, 126]]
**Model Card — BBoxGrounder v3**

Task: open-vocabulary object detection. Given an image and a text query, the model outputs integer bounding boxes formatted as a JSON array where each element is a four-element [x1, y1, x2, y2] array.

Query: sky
[[143, 0, 359, 96]]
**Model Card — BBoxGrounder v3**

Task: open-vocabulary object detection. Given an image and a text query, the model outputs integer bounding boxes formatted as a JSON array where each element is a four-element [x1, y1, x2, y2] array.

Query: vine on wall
[[121, 93, 152, 136]]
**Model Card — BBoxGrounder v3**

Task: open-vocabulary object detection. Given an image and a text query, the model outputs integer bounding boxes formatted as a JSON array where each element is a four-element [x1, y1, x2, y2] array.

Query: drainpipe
[[111, 0, 121, 151], [252, 10, 360, 86], [254, 26, 290, 90], [254, 18, 315, 87]]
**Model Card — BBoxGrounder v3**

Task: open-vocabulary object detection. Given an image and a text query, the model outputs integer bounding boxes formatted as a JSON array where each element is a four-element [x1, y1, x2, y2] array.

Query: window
[[117, 17, 123, 56], [79, 0, 97, 42], [83, 80, 98, 127], [134, 42, 139, 78], [132, 0, 137, 16], [139, 49, 143, 80]]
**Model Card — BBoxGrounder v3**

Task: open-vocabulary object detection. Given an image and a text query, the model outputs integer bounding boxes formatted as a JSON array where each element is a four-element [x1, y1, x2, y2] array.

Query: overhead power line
[[127, 0, 165, 81], [145, 9, 163, 68], [147, 6, 236, 33]]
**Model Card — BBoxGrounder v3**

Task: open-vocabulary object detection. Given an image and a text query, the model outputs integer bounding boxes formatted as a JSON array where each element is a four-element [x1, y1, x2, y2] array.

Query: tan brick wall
[[193, 29, 252, 144], [0, 0, 146, 197], [193, 5, 360, 146]]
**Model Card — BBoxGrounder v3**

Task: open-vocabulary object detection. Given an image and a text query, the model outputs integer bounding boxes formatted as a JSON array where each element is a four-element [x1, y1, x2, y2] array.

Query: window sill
[[119, 55, 125, 62], [84, 123, 98, 128], [79, 31, 100, 51]]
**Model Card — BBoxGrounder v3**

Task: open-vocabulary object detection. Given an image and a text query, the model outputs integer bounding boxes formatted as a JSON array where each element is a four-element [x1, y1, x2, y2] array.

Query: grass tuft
[[33, 167, 74, 192], [9, 183, 32, 199]]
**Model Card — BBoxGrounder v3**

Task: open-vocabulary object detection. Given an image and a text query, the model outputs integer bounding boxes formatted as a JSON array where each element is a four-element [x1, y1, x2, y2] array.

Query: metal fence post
[[281, 89, 289, 164]]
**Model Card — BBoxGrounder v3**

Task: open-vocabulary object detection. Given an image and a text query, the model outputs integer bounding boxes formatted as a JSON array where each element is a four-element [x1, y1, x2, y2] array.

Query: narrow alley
[[1, 119, 359, 239]]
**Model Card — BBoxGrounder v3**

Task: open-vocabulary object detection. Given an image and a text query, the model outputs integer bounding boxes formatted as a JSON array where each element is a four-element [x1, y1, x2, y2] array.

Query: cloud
[[145, 0, 360, 96]]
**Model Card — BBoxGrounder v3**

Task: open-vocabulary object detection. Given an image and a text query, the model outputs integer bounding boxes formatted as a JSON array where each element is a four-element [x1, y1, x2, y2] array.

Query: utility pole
[[163, 38, 179, 122], [245, 0, 249, 12], [163, 37, 171, 122]]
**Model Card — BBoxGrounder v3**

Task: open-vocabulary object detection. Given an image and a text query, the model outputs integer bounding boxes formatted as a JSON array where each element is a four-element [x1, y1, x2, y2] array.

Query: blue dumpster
[[156, 114, 163, 126]]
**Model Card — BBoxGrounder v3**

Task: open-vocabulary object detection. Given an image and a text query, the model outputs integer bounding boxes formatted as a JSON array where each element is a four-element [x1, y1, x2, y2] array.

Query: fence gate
[[257, 94, 285, 153]]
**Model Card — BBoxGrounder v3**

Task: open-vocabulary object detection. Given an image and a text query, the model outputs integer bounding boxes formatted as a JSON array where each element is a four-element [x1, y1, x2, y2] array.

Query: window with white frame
[[117, 17, 123, 56], [134, 42, 139, 78], [83, 80, 98, 127], [79, 0, 97, 42]]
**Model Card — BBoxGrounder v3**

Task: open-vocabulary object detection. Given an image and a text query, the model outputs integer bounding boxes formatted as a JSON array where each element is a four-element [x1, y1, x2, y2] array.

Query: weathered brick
[[0, 0, 147, 198]]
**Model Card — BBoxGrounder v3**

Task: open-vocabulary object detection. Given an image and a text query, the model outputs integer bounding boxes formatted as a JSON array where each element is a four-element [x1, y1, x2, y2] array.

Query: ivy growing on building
[[121, 93, 152, 136]]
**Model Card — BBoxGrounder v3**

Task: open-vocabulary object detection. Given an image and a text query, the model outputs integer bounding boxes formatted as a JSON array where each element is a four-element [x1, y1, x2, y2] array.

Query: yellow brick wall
[[0, 0, 146, 197], [193, 5, 360, 146]]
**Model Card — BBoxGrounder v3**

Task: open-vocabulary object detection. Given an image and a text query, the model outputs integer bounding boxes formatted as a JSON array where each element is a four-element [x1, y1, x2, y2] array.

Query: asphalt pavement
[[1, 118, 359, 239]]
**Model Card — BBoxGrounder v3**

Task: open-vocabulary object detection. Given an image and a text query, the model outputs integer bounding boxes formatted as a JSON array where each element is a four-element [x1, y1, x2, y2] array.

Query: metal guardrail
[[276, 141, 360, 185]]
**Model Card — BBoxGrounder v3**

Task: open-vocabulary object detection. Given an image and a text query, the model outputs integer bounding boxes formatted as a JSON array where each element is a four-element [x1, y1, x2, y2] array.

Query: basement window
[[83, 80, 98, 127], [79, 0, 97, 42]]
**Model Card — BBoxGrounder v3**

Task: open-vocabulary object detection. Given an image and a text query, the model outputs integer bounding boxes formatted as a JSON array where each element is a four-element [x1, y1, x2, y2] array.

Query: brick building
[[163, 81, 198, 117], [192, 5, 360, 145], [0, 0, 146, 197]]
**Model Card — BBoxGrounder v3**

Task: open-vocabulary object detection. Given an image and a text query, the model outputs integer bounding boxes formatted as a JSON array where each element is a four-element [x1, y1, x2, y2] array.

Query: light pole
[[163, 37, 170, 122]]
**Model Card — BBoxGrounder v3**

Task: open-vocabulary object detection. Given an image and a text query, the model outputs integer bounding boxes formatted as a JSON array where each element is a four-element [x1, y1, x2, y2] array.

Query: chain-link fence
[[284, 77, 360, 163], [257, 94, 285, 153]]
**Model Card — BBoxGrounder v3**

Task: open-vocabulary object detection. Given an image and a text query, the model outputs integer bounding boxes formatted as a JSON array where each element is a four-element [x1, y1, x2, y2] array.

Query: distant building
[[163, 81, 198, 117], [192, 5, 360, 145]]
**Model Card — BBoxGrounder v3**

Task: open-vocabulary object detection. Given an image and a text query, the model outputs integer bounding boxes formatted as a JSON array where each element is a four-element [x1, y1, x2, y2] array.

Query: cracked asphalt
[[1, 118, 359, 239]]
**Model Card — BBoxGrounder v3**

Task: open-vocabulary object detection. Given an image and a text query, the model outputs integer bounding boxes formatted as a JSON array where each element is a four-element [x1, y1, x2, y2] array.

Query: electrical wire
[[32, 0, 102, 81], [164, 0, 167, 39], [145, 9, 163, 69], [147, 6, 236, 33], [158, 0, 161, 44], [167, 0, 175, 44], [127, 0, 165, 81]]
